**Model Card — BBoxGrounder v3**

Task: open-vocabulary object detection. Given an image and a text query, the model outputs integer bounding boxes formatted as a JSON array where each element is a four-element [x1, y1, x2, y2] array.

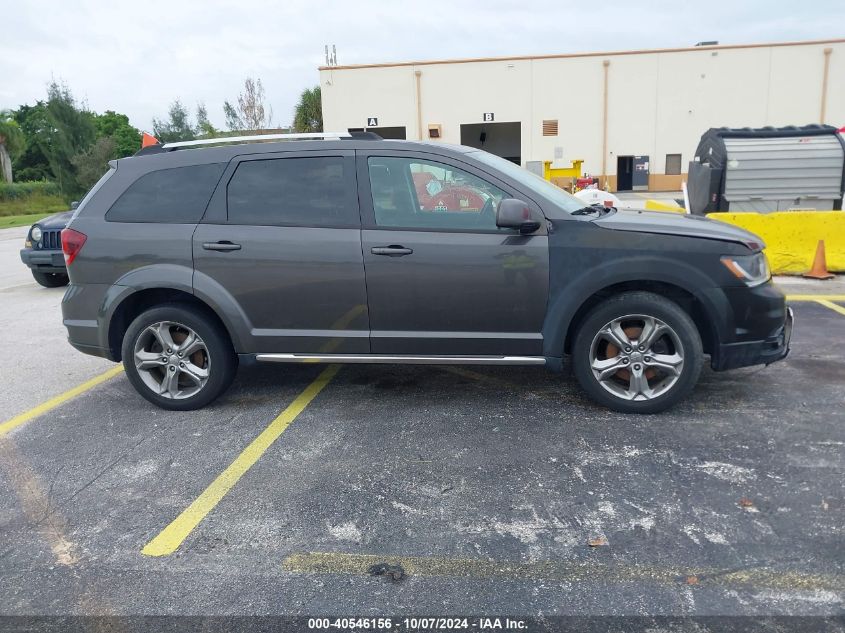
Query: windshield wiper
[[572, 204, 616, 217], [572, 205, 602, 216]]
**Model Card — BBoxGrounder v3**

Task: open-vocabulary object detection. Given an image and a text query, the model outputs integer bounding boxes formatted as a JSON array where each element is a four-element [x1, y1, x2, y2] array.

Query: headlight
[[30, 225, 42, 242], [721, 253, 770, 287]]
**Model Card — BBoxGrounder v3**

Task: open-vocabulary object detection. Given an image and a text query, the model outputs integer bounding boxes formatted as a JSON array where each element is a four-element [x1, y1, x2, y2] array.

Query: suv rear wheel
[[32, 271, 69, 288], [121, 304, 237, 411], [572, 292, 703, 414]]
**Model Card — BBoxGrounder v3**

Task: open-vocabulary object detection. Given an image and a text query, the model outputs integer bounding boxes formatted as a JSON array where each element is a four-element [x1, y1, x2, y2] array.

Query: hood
[[592, 209, 763, 250], [33, 210, 74, 229]]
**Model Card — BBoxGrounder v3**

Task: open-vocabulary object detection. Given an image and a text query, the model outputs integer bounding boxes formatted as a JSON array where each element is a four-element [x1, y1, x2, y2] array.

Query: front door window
[[367, 156, 508, 231]]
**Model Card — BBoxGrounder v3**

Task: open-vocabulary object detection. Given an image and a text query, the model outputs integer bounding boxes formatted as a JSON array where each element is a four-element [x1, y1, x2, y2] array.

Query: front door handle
[[203, 241, 241, 252], [371, 245, 413, 257]]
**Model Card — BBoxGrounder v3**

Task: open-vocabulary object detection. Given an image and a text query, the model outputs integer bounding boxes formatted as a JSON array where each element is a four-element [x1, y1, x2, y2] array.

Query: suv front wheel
[[572, 292, 703, 414], [121, 304, 237, 410]]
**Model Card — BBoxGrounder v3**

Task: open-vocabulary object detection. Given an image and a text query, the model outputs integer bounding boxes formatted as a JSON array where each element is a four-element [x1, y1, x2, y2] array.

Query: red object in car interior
[[61, 229, 87, 265]]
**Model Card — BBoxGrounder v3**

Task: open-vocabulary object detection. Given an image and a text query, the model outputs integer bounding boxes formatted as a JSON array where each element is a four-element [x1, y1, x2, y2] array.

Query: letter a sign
[[367, 117, 378, 126]]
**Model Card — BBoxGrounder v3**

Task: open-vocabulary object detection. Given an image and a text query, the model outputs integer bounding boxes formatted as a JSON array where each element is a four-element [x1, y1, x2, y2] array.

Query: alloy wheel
[[588, 314, 684, 401], [133, 321, 210, 399]]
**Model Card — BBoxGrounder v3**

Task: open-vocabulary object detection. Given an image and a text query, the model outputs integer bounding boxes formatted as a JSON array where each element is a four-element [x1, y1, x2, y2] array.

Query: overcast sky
[[2, 0, 843, 132]]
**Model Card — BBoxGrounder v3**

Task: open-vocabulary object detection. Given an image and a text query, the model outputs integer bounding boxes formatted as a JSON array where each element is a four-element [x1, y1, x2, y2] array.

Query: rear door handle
[[371, 246, 413, 257], [203, 241, 241, 252]]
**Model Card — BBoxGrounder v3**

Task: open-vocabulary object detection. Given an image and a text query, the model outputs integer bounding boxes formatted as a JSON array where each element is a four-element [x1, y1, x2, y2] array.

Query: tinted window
[[106, 163, 225, 223], [367, 156, 508, 231], [227, 157, 355, 227]]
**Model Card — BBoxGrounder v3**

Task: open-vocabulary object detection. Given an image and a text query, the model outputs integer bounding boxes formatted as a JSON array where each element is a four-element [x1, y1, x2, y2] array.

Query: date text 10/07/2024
[[307, 617, 528, 630]]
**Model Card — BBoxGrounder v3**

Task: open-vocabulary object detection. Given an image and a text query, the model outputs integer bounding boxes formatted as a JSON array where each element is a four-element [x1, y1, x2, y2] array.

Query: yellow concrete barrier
[[706, 211, 845, 275], [644, 199, 685, 213]]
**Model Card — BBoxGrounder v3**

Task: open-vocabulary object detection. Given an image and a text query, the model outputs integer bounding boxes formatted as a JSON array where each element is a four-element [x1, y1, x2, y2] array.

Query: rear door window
[[226, 156, 357, 227], [106, 163, 225, 223]]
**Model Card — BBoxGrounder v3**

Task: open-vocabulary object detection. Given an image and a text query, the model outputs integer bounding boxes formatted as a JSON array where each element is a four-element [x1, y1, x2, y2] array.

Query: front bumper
[[20, 248, 66, 274], [713, 305, 793, 371]]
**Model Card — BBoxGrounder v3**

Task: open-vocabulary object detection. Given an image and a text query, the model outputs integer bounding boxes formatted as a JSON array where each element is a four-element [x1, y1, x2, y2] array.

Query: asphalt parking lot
[[0, 225, 843, 619], [0, 227, 114, 420]]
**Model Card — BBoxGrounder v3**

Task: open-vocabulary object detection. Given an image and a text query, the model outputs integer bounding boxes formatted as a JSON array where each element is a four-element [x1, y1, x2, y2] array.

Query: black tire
[[121, 304, 237, 411], [572, 291, 703, 414], [32, 271, 69, 288]]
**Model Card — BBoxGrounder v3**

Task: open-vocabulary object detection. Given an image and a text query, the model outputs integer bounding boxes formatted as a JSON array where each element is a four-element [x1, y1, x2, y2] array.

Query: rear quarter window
[[106, 163, 225, 223]]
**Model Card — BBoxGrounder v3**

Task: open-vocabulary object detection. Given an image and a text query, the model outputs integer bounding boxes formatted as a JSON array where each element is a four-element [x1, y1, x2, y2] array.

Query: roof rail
[[161, 131, 352, 149]]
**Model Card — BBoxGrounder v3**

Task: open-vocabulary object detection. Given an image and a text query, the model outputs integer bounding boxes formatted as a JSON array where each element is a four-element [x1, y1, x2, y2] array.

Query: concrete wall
[[320, 39, 845, 191]]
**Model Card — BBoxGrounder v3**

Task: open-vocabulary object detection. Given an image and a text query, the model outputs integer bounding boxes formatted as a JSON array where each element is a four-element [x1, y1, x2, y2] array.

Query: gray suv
[[60, 133, 792, 414]]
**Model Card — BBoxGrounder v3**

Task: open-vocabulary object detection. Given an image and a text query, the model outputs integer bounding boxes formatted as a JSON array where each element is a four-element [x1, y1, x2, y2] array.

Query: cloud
[[1, 0, 842, 132]]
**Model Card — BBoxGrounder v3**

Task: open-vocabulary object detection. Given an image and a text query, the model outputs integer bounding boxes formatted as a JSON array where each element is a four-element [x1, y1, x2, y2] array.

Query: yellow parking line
[[282, 551, 842, 591], [816, 299, 845, 317], [785, 294, 845, 302], [0, 365, 124, 438], [142, 364, 341, 557]]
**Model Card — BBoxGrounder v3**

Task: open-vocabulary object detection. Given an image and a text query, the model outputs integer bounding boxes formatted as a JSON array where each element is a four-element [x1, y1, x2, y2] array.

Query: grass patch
[[0, 213, 49, 229], [0, 193, 69, 218]]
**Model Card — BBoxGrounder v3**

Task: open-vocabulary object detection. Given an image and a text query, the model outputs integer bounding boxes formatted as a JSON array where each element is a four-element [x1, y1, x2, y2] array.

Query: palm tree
[[293, 87, 322, 133], [0, 110, 25, 183]]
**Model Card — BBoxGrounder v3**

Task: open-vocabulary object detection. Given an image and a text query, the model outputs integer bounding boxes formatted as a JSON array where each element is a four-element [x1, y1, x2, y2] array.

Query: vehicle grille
[[39, 229, 62, 250]]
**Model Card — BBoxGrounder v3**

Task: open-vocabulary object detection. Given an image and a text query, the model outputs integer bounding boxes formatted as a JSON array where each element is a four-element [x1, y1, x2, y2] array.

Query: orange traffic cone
[[803, 240, 835, 280]]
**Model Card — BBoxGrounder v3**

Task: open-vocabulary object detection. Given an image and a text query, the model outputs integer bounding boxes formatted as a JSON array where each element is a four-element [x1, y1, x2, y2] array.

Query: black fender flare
[[101, 264, 249, 355], [191, 270, 252, 352], [542, 255, 729, 358]]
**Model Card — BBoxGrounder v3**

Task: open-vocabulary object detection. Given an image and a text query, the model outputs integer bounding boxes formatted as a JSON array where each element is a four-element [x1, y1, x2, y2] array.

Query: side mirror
[[70, 201, 80, 210], [496, 198, 542, 234]]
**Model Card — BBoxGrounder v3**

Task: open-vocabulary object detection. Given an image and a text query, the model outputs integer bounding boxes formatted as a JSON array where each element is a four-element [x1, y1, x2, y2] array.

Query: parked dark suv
[[60, 133, 792, 414], [20, 209, 74, 287]]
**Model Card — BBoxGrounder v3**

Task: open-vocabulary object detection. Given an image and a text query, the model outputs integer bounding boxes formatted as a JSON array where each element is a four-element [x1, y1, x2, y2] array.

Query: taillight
[[61, 228, 87, 265]]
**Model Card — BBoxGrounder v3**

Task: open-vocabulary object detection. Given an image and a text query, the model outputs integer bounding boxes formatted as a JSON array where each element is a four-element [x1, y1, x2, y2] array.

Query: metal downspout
[[820, 48, 832, 123], [602, 60, 610, 189], [415, 70, 423, 140]]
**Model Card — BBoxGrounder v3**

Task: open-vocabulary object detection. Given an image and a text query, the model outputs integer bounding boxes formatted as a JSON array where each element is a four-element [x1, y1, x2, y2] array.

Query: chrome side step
[[255, 353, 546, 366]]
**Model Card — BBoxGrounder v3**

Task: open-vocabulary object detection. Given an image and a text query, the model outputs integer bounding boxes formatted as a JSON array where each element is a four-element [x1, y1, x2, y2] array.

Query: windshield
[[469, 150, 587, 214]]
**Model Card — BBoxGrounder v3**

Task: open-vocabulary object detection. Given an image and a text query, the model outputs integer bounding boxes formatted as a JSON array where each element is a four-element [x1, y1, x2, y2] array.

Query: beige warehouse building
[[319, 38, 845, 192]]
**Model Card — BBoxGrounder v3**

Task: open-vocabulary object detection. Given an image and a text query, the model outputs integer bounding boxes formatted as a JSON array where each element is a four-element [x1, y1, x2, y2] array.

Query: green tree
[[43, 81, 97, 194], [71, 137, 117, 191], [195, 103, 218, 137], [152, 99, 195, 143], [12, 103, 54, 182], [9, 83, 135, 191], [222, 101, 244, 132], [93, 110, 140, 157], [293, 86, 322, 133], [0, 110, 25, 182]]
